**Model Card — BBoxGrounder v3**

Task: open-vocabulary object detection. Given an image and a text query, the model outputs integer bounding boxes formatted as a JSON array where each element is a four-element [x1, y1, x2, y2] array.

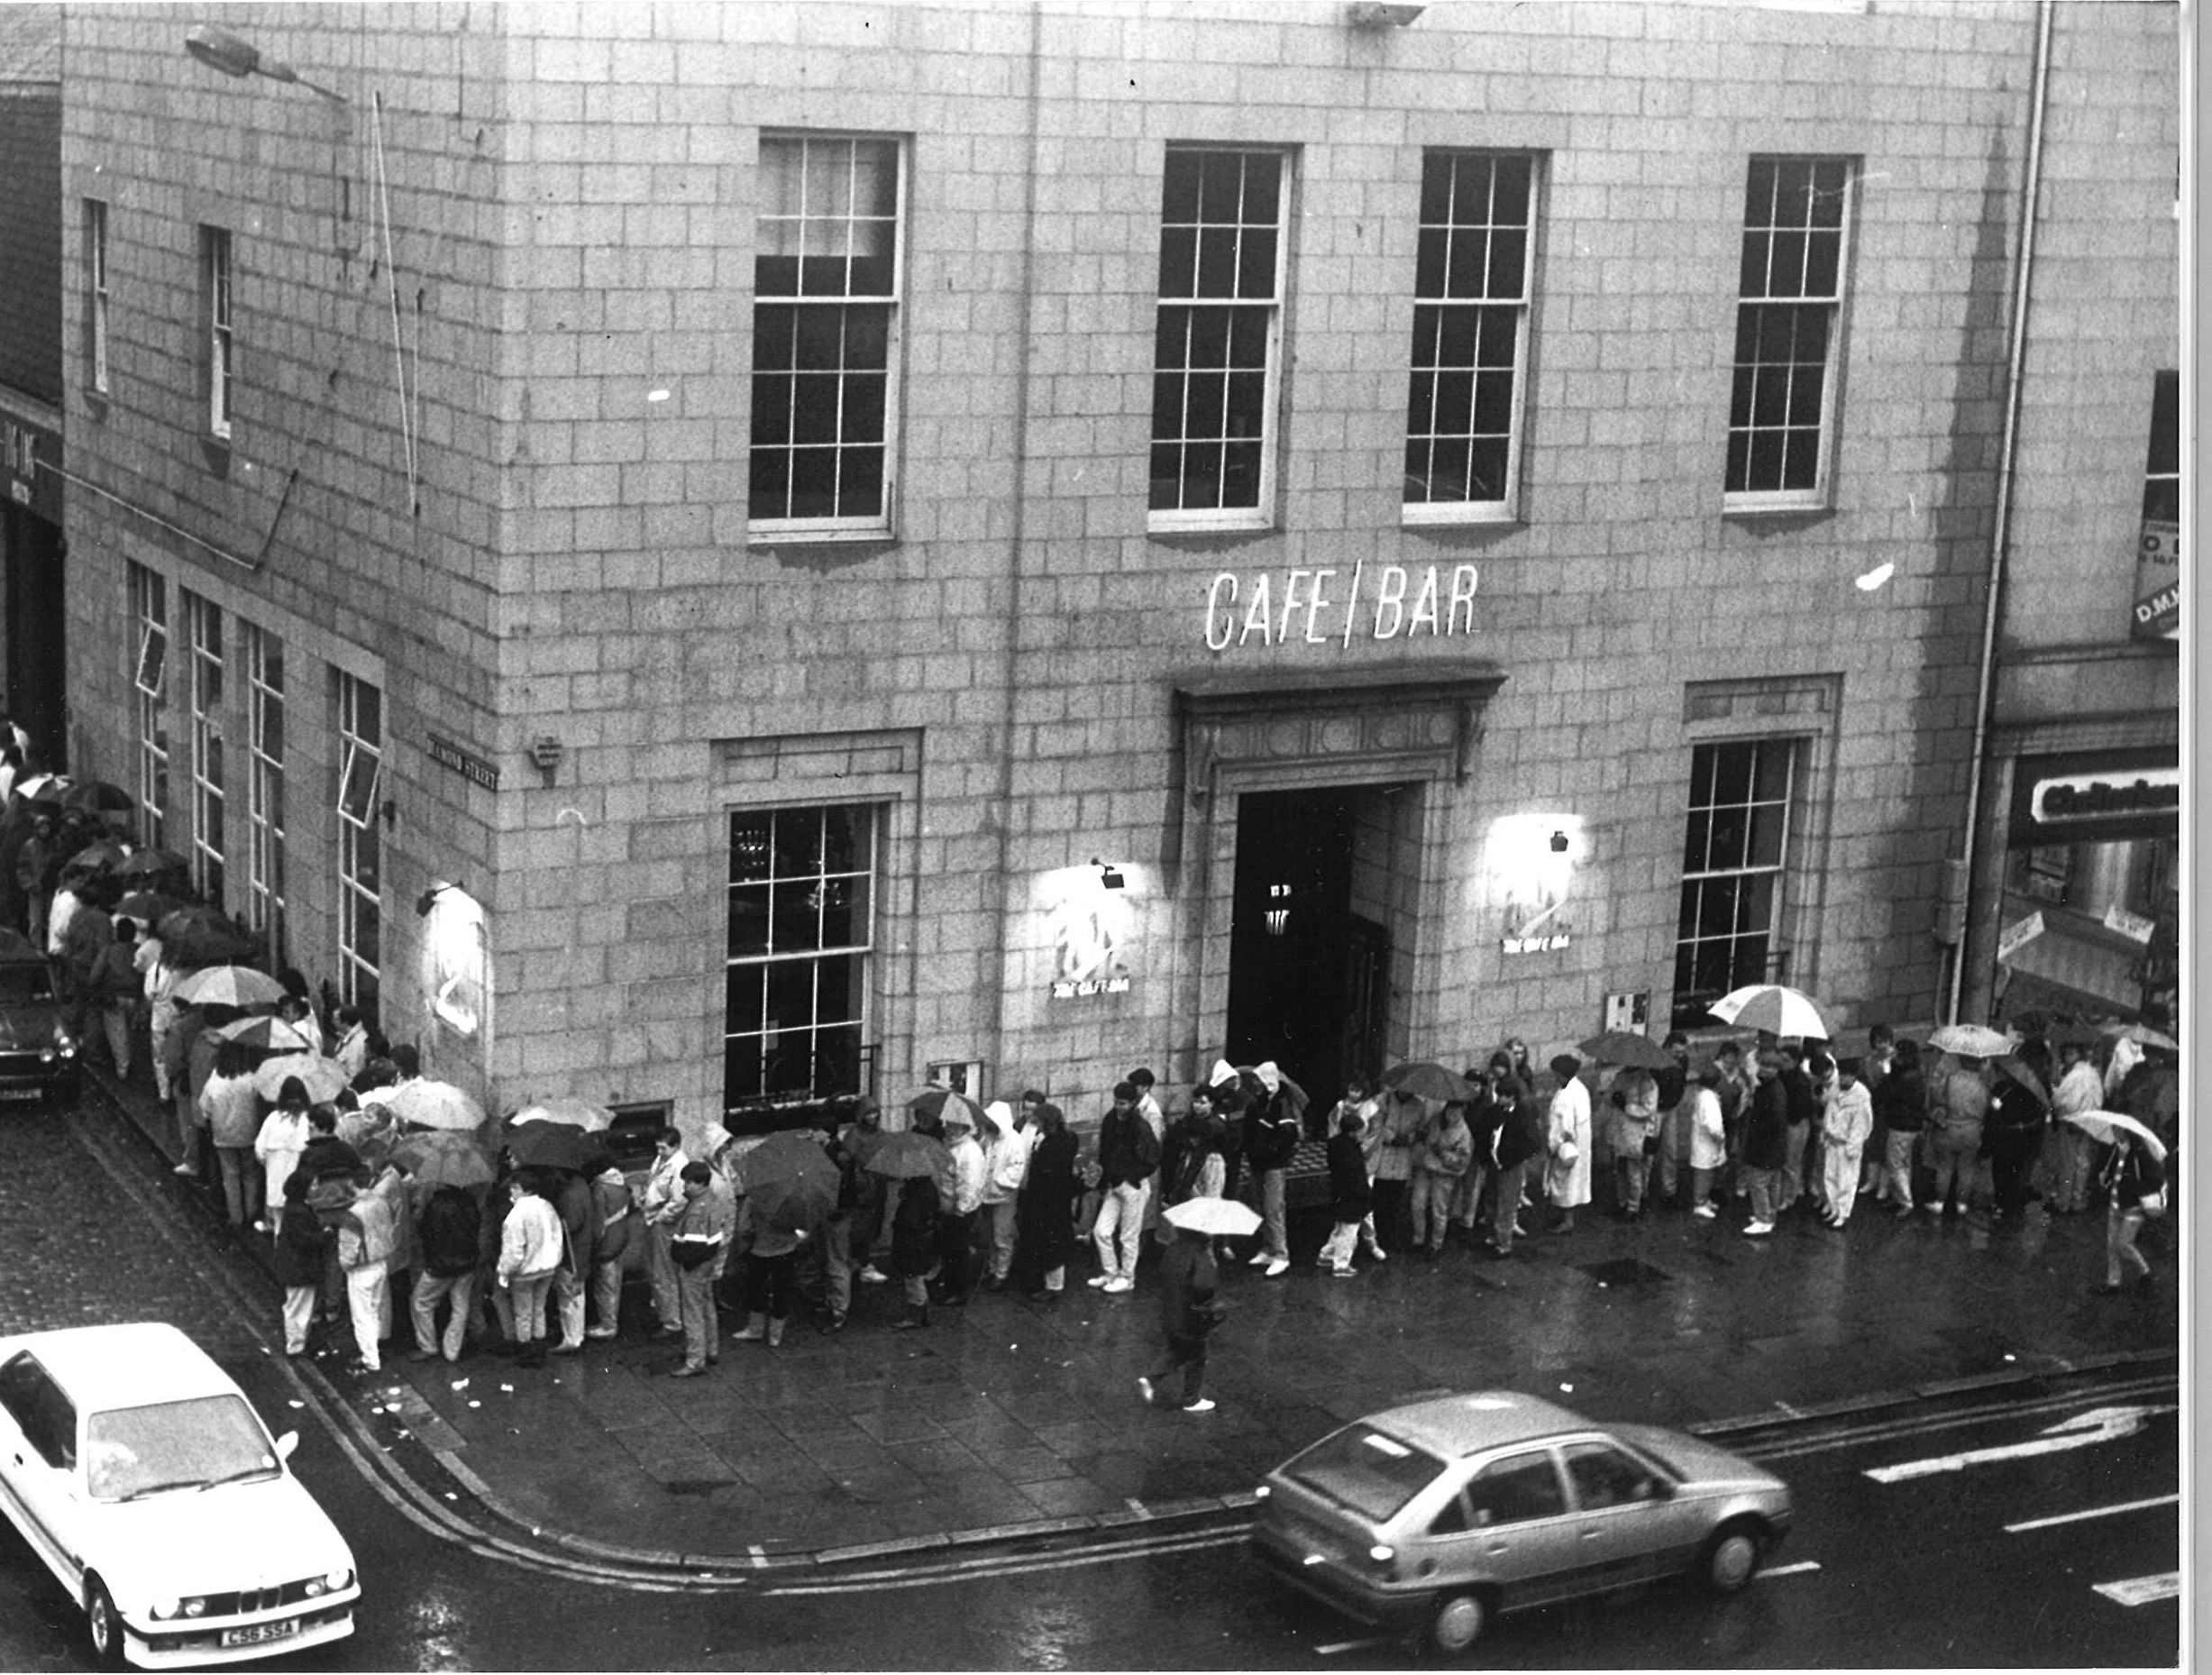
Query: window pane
[[728, 883, 772, 957], [726, 953, 764, 1034], [1464, 1453, 1567, 1526]]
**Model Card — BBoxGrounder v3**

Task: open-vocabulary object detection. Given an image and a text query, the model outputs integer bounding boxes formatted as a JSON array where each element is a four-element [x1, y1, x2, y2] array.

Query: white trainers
[[858, 1265, 890, 1283], [1136, 1376, 1155, 1405], [1743, 1221, 1774, 1237], [1330, 1267, 1355, 1278], [1247, 1251, 1272, 1267], [1264, 1258, 1289, 1278], [1692, 1204, 1716, 1220], [1087, 1275, 1113, 1287], [1182, 1397, 1217, 1414], [1103, 1277, 1134, 1294]]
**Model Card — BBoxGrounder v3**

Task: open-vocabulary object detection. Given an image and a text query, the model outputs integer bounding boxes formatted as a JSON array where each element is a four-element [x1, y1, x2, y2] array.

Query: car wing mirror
[[275, 1431, 300, 1462]]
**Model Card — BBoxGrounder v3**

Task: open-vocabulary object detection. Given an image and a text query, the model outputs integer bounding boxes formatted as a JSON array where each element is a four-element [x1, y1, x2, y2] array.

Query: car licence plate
[[220, 1618, 299, 1648], [0, 1086, 42, 1102]]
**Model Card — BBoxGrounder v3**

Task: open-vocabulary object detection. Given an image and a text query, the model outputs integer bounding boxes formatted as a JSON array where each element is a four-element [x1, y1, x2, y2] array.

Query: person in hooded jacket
[[1016, 1102, 1080, 1302], [1606, 1067, 1660, 1221], [584, 1148, 634, 1338], [549, 1166, 599, 1354], [1315, 1106, 1376, 1277], [1366, 1089, 1424, 1254], [272, 1172, 334, 1358], [1874, 1038, 1928, 1214], [338, 1162, 408, 1373], [1239, 1064, 1303, 1278], [1408, 1099, 1472, 1259], [977, 1099, 1030, 1292]]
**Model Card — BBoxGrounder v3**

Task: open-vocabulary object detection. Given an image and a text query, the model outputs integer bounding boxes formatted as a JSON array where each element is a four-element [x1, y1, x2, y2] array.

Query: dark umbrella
[[505, 1120, 596, 1173], [114, 848, 191, 881], [1577, 1030, 1675, 1070], [156, 905, 259, 967], [63, 840, 128, 878], [2044, 1020, 2105, 1049], [907, 1085, 987, 1128], [864, 1130, 951, 1181], [1993, 1056, 2050, 1106], [59, 781, 134, 815], [391, 1130, 496, 1192], [114, 889, 182, 924], [1380, 1061, 1476, 1103], [736, 1130, 840, 1234]]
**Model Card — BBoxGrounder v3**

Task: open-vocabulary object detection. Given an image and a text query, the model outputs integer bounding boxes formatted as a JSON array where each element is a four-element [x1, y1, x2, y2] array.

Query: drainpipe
[[1948, 0, 2053, 1026], [980, 3, 1046, 1085]]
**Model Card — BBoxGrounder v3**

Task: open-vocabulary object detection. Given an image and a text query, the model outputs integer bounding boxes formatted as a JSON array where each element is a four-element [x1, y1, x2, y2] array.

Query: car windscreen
[[86, 1395, 278, 1502], [0, 966, 54, 1006], [1281, 1424, 1449, 1523]]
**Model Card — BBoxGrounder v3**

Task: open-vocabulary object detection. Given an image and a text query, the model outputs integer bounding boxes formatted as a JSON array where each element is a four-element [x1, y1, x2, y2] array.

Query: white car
[[0, 1322, 359, 1668]]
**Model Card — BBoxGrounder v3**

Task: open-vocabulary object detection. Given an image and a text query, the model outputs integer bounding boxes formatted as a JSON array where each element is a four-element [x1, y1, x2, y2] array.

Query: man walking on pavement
[[1138, 1218, 1221, 1414], [1090, 1082, 1160, 1294], [638, 1127, 690, 1339]]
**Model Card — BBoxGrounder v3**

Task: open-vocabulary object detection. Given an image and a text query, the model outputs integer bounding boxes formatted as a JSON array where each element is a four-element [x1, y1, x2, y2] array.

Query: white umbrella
[[206, 1015, 314, 1053], [2059, 1109, 2168, 1163], [1707, 984, 1831, 1040], [1162, 1197, 1263, 1238], [173, 965, 289, 1009], [383, 1078, 487, 1133], [508, 1096, 614, 1132], [2102, 1021, 2180, 1053], [1928, 1023, 2016, 1060], [252, 1053, 352, 1103]]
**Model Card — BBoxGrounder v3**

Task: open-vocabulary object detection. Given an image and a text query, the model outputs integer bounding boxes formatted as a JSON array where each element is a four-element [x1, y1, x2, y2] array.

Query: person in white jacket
[[497, 1169, 566, 1368], [1686, 1066, 1730, 1219], [1543, 1055, 1593, 1234], [977, 1100, 1033, 1291], [337, 1164, 407, 1373], [1817, 1059, 1875, 1229], [253, 1083, 315, 1234]]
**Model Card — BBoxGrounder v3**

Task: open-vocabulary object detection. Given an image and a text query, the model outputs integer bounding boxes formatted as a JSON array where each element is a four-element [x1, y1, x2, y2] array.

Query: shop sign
[[2132, 520, 2180, 642], [1050, 975, 1131, 999], [2007, 747, 2180, 847], [1997, 911, 2045, 964], [1204, 563, 1479, 652], [2101, 904, 2156, 944]]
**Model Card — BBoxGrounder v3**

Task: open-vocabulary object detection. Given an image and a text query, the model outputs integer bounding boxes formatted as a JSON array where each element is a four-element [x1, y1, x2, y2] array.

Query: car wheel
[[84, 1576, 126, 1670], [1700, 1519, 1765, 1593], [1427, 1588, 1488, 1655]]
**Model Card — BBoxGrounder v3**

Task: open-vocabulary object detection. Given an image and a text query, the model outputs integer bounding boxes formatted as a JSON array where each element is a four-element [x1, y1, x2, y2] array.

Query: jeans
[[678, 1266, 718, 1369], [983, 1199, 1019, 1280], [1147, 1332, 1208, 1407], [1254, 1167, 1288, 1260], [1928, 1136, 1979, 1210], [215, 1145, 261, 1227], [1318, 1216, 1378, 1270], [100, 1003, 133, 1076], [1745, 1166, 1782, 1224], [1490, 1159, 1530, 1251], [1613, 1153, 1646, 1214], [345, 1260, 390, 1368], [814, 1215, 854, 1319], [1779, 1122, 1809, 1207], [2105, 1202, 2150, 1286], [552, 1265, 586, 1347], [1408, 1168, 1458, 1250], [282, 1286, 317, 1355], [937, 1211, 976, 1300], [411, 1270, 476, 1359], [1882, 1130, 1917, 1208], [507, 1271, 553, 1343], [1092, 1182, 1150, 1279], [590, 1259, 624, 1333], [644, 1223, 681, 1331], [2052, 1126, 2094, 1212]]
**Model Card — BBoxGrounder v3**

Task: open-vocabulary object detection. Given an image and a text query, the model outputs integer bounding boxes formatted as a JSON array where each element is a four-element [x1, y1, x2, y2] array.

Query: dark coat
[[1242, 1096, 1302, 1172], [1097, 1107, 1161, 1190], [1018, 1128, 1081, 1271], [1744, 1076, 1792, 1170], [271, 1205, 334, 1287], [1494, 1092, 1547, 1170], [891, 1177, 940, 1277], [1873, 1063, 1927, 1133], [1326, 1131, 1372, 1221], [1156, 1233, 1220, 1341]]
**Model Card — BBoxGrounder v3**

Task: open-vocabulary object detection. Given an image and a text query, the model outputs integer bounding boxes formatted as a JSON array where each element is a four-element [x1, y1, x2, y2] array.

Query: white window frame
[[86, 199, 110, 397], [183, 592, 225, 909], [245, 624, 286, 947], [1403, 150, 1538, 526], [1723, 156, 1853, 511], [203, 226, 233, 442], [748, 133, 905, 543], [1671, 737, 1800, 1031], [1148, 146, 1291, 534], [334, 673, 382, 1012], [127, 563, 168, 850]]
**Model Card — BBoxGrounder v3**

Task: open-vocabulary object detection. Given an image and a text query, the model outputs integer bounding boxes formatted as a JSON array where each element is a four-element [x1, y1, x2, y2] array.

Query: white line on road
[[2006, 1494, 2180, 1533], [1315, 1637, 1391, 1656], [1863, 1405, 2177, 1483], [1760, 1561, 1822, 1578], [2092, 1572, 2182, 1607]]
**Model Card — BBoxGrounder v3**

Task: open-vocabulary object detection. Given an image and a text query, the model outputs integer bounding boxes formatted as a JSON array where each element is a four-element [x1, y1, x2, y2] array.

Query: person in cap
[[1543, 1055, 1592, 1234], [1817, 1057, 1874, 1228]]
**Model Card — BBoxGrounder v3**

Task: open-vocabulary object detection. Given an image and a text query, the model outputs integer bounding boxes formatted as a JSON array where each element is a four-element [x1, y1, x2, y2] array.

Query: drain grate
[[1578, 1258, 1676, 1287]]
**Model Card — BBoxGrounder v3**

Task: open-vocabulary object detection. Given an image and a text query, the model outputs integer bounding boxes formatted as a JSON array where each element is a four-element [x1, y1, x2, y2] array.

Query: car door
[[1446, 1446, 1577, 1610], [0, 1353, 83, 1589], [1558, 1436, 1676, 1593]]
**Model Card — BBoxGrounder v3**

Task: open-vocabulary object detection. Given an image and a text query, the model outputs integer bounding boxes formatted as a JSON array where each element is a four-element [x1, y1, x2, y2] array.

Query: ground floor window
[[244, 625, 286, 954], [1672, 737, 1798, 1030], [184, 590, 225, 910], [126, 563, 169, 849], [334, 672, 382, 1016], [724, 803, 874, 1118]]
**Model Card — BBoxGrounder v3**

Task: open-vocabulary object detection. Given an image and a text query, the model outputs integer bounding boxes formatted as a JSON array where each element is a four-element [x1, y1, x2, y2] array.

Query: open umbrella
[[1380, 1061, 1476, 1103], [63, 840, 128, 878], [387, 1079, 487, 1134], [508, 1096, 614, 1132], [1577, 1031, 1675, 1070], [252, 1053, 352, 1103], [2043, 1020, 2106, 1050], [2060, 1108, 2167, 1164], [864, 1130, 951, 1181], [114, 848, 191, 880], [155, 907, 260, 968], [114, 890, 182, 924], [908, 1086, 987, 1128], [2102, 1021, 2180, 1053], [736, 1130, 840, 1233], [390, 1130, 496, 1192], [59, 780, 134, 815], [207, 1014, 314, 1053], [1992, 1056, 2049, 1106], [172, 964, 288, 1009], [1707, 984, 1832, 1040], [506, 1119, 597, 1173], [1927, 1022, 2015, 1060], [1163, 1196, 1263, 1238]]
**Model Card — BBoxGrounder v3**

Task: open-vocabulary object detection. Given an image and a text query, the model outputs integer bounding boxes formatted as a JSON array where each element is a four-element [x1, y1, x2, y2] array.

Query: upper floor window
[[85, 200, 110, 396], [750, 135, 901, 537], [1725, 158, 1853, 508], [1405, 151, 1537, 523], [2142, 369, 2180, 528], [201, 226, 233, 442], [1150, 149, 1289, 529]]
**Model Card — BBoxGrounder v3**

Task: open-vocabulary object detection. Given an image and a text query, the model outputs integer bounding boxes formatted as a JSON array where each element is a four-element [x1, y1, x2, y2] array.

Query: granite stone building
[[43, 0, 2180, 1147]]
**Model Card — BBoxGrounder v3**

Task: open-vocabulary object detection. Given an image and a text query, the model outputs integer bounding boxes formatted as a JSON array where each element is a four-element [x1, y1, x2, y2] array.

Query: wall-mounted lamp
[[528, 736, 564, 789], [1346, 2, 1425, 29], [416, 880, 462, 918], [184, 23, 351, 103], [1091, 857, 1126, 891], [1549, 830, 1571, 854]]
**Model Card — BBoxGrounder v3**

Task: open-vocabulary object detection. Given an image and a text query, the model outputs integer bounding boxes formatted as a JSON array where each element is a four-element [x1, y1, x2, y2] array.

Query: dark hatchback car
[[0, 926, 79, 1106]]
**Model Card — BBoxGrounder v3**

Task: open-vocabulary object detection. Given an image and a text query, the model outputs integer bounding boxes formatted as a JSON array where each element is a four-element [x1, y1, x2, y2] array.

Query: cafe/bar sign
[[2131, 519, 2180, 642], [1204, 563, 1479, 651], [2007, 746, 2179, 846], [425, 732, 500, 791]]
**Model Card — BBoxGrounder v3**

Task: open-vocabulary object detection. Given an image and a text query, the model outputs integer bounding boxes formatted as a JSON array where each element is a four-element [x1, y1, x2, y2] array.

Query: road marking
[[1317, 1636, 1391, 1655], [763, 1529, 1246, 1595], [1863, 1405, 2177, 1483], [1761, 1561, 1822, 1578], [1743, 1375, 2180, 1464], [2006, 1493, 2180, 1533], [2093, 1572, 2182, 1607]]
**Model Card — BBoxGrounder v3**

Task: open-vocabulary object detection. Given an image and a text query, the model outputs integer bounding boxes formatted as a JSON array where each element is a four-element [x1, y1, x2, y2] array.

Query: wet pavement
[[76, 1065, 2180, 1573]]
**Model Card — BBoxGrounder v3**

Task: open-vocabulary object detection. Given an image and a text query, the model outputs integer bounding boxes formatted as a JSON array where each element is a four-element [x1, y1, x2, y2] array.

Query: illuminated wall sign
[[422, 885, 489, 1039], [1486, 813, 1582, 956], [1041, 864, 1135, 1001], [2007, 748, 2180, 846], [2132, 520, 2180, 642], [1204, 563, 1479, 651]]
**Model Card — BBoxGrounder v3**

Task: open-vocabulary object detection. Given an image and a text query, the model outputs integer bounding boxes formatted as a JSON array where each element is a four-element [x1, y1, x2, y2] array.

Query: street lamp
[[183, 24, 349, 104]]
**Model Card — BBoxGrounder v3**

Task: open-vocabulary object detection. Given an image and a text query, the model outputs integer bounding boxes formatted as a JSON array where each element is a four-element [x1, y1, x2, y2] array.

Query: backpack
[[418, 1185, 483, 1277]]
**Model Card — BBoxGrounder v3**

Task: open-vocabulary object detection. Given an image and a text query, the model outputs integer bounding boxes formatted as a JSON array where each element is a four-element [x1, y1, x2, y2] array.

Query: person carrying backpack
[[409, 1184, 484, 1363]]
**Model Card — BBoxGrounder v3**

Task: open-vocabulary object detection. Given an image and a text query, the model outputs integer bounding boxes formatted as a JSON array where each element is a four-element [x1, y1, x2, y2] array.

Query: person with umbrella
[[2048, 1036, 2105, 1216], [1873, 1039, 1929, 1216], [1015, 1101, 1081, 1303], [582, 1146, 634, 1339], [976, 1099, 1031, 1294], [495, 1167, 567, 1369], [1364, 1085, 1423, 1254], [933, 1107, 988, 1308], [2089, 1120, 2166, 1296], [1741, 1050, 1791, 1237], [1137, 1200, 1237, 1414], [1925, 1049, 1990, 1219], [1543, 1054, 1593, 1235], [1407, 1093, 1472, 1260], [547, 1160, 600, 1356], [1604, 1065, 1661, 1221], [408, 1177, 485, 1364]]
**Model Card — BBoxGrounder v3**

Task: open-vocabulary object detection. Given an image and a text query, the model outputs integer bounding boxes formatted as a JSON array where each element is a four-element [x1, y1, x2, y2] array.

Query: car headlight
[[1252, 1483, 1270, 1499], [149, 1597, 181, 1621], [1367, 1544, 1395, 1563], [183, 1598, 206, 1617], [324, 1567, 353, 1592]]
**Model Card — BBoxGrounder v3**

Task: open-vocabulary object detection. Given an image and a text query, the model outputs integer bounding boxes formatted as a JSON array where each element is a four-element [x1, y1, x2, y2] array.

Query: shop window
[[1150, 148, 1289, 527], [1404, 151, 1538, 521], [1725, 157, 1853, 507], [724, 804, 876, 1122], [2142, 370, 2180, 528], [750, 134, 901, 535], [245, 625, 287, 953], [1672, 737, 1799, 1030]]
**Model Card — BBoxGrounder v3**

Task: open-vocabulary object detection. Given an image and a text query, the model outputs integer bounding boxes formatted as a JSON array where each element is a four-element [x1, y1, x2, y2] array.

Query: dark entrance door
[[2, 507, 66, 764], [1227, 787, 1376, 1111]]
